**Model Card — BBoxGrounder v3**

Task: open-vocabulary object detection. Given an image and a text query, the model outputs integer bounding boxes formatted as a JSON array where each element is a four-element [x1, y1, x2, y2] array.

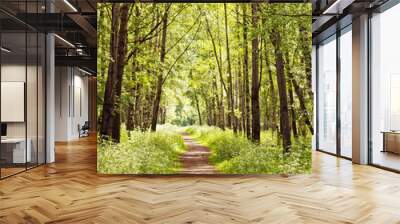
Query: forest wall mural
[[97, 2, 313, 174]]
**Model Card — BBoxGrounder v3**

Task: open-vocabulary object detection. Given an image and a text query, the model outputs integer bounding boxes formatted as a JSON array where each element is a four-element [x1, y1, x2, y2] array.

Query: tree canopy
[[97, 3, 312, 152]]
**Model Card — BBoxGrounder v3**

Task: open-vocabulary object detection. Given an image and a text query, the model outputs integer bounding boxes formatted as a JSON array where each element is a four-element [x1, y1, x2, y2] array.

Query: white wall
[[55, 66, 69, 141], [1, 63, 46, 164], [72, 72, 89, 138], [1, 65, 27, 140], [55, 67, 89, 141], [1, 65, 40, 136]]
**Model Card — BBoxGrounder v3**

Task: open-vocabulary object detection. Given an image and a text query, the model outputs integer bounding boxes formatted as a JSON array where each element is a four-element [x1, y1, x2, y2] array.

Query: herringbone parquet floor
[[1, 136, 400, 224]]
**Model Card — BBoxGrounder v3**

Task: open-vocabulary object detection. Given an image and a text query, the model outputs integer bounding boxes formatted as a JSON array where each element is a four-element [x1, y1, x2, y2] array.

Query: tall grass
[[186, 126, 311, 174], [97, 125, 185, 174], [98, 124, 311, 174]]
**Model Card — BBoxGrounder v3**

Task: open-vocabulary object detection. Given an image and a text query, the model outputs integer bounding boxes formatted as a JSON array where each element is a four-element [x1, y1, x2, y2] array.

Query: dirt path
[[179, 133, 218, 174]]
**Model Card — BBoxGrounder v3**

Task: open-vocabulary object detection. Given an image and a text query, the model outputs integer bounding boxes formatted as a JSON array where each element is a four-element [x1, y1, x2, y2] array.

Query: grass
[[97, 124, 312, 174], [97, 124, 186, 174], [186, 126, 312, 174]]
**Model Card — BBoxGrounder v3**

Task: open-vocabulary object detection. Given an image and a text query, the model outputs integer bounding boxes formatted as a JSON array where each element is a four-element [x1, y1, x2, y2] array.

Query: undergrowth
[[97, 125, 185, 174], [186, 126, 312, 174]]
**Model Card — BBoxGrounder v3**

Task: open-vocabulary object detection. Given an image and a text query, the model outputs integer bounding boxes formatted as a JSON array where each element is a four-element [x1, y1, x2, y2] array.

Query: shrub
[[97, 126, 185, 174], [186, 126, 312, 174]]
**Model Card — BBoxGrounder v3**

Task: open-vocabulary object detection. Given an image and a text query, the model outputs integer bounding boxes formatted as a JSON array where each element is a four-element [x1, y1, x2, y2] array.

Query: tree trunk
[[265, 41, 277, 133], [210, 95, 216, 126], [151, 75, 163, 131], [126, 6, 141, 132], [263, 88, 269, 131], [242, 5, 251, 139], [100, 4, 120, 141], [204, 96, 212, 125], [271, 31, 291, 152], [224, 3, 235, 132], [219, 77, 226, 130], [205, 17, 228, 101], [213, 75, 224, 129], [235, 68, 241, 132], [288, 78, 298, 138], [158, 106, 166, 124], [110, 4, 130, 142], [251, 3, 260, 142], [126, 51, 138, 132], [235, 5, 244, 134], [133, 84, 142, 129], [205, 16, 226, 130], [144, 90, 153, 130], [290, 73, 314, 134], [126, 88, 135, 132], [150, 7, 168, 132], [284, 47, 314, 135], [194, 92, 202, 125]]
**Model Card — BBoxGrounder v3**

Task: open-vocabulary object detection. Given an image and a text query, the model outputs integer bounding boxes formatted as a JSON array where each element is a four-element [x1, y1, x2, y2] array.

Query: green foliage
[[187, 126, 245, 162], [98, 3, 313, 133], [97, 126, 186, 174], [97, 3, 313, 174], [186, 126, 311, 174], [98, 124, 311, 174], [170, 100, 197, 126]]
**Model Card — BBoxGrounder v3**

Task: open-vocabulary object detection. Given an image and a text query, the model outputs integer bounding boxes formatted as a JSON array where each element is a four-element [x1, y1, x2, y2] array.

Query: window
[[317, 35, 337, 154], [339, 26, 352, 158], [0, 1, 47, 179], [370, 3, 400, 171]]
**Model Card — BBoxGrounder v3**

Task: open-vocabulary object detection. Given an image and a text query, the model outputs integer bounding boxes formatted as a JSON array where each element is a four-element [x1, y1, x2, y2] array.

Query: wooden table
[[381, 131, 400, 154]]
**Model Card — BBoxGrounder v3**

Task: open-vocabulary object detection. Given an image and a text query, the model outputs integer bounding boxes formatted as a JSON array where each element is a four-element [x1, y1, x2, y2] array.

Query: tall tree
[[100, 4, 130, 142], [288, 78, 298, 138], [110, 4, 130, 141], [126, 5, 141, 132], [151, 5, 169, 131], [194, 92, 202, 125], [251, 3, 260, 142], [285, 47, 314, 135], [100, 4, 119, 140], [235, 5, 244, 133], [271, 30, 291, 152], [224, 3, 235, 133], [205, 16, 227, 130], [242, 5, 251, 139], [264, 40, 277, 133]]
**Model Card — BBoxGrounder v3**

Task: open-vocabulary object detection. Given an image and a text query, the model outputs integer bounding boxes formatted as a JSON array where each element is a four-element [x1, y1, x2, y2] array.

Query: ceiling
[[0, 0, 97, 74], [312, 0, 390, 43]]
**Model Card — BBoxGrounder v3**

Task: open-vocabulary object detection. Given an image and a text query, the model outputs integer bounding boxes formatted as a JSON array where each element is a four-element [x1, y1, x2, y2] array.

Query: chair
[[79, 121, 90, 138]]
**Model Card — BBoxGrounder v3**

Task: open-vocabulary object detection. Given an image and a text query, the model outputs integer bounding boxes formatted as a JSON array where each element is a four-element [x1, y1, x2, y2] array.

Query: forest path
[[179, 133, 218, 174]]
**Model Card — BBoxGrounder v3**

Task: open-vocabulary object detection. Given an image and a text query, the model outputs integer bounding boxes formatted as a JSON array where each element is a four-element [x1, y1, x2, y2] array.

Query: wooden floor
[[1, 136, 400, 223], [1, 167, 26, 178], [373, 151, 400, 171]]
